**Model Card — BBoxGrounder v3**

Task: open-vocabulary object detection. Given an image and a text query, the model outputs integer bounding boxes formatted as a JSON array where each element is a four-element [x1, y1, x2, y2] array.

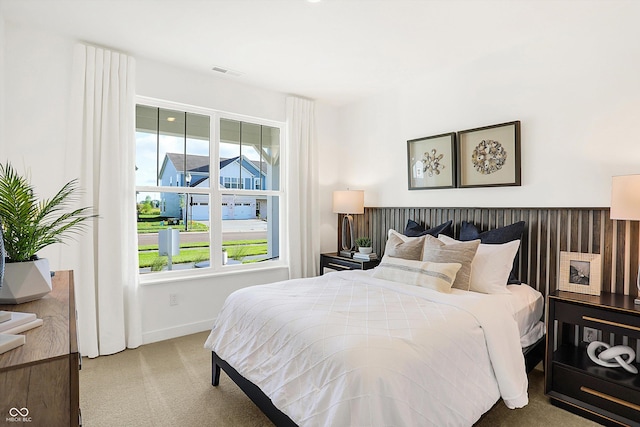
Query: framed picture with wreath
[[456, 121, 521, 188], [407, 132, 456, 190]]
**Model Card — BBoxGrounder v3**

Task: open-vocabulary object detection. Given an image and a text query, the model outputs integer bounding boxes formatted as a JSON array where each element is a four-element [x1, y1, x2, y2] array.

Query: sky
[[135, 132, 261, 203]]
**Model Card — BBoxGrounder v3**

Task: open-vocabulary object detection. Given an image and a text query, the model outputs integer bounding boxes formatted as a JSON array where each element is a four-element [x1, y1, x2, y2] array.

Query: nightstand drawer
[[554, 300, 640, 339], [319, 253, 380, 275], [325, 258, 359, 270], [552, 364, 640, 423]]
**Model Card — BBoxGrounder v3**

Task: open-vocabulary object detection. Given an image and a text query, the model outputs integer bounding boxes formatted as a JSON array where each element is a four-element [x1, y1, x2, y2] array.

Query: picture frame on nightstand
[[558, 251, 602, 295]]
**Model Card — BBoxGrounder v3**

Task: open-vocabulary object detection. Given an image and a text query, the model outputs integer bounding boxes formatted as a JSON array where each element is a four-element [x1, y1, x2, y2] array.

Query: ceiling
[[0, 0, 629, 106]]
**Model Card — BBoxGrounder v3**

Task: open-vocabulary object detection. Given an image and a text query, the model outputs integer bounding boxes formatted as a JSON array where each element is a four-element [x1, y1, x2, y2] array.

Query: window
[[219, 118, 281, 264], [135, 101, 284, 276], [222, 177, 240, 189]]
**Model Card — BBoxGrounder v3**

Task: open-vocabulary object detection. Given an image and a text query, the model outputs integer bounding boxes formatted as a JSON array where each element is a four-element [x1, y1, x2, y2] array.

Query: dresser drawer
[[552, 363, 640, 423]]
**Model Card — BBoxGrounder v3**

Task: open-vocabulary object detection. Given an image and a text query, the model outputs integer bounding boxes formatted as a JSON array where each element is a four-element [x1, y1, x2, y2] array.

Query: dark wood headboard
[[343, 207, 639, 298]]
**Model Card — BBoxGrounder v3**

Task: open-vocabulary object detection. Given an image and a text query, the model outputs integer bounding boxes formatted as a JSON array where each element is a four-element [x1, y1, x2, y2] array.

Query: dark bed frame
[[211, 206, 638, 426], [212, 351, 297, 426], [211, 342, 545, 427]]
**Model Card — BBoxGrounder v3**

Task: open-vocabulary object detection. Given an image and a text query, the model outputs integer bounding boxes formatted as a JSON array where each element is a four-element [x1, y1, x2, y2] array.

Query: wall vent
[[211, 66, 242, 77]]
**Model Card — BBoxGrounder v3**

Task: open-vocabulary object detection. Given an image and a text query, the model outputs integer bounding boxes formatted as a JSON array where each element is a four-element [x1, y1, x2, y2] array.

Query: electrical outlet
[[169, 293, 178, 306], [583, 327, 599, 343]]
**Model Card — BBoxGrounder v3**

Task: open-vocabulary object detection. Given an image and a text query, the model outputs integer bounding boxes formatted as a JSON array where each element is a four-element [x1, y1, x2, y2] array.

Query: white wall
[[0, 13, 5, 151], [0, 21, 294, 344], [2, 22, 73, 209], [136, 57, 287, 122], [318, 10, 640, 249]]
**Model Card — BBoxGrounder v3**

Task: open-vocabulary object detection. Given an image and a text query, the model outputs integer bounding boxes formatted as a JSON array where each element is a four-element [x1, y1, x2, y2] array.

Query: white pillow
[[372, 257, 462, 293], [438, 234, 520, 294]]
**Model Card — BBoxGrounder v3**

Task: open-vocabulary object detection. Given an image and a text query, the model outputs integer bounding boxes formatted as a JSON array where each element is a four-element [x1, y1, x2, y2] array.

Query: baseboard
[[142, 318, 216, 344]]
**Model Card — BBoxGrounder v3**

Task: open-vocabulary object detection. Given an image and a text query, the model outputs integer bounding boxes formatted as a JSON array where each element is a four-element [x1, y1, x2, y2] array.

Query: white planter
[[222, 251, 228, 265], [358, 247, 373, 254], [0, 258, 52, 304]]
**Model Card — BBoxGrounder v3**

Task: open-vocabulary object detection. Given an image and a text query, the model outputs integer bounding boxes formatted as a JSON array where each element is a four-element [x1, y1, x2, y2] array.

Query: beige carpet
[[80, 331, 600, 427]]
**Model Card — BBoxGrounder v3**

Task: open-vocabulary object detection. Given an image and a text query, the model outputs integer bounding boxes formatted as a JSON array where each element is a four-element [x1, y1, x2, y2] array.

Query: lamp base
[[340, 250, 354, 258], [636, 268, 640, 305]]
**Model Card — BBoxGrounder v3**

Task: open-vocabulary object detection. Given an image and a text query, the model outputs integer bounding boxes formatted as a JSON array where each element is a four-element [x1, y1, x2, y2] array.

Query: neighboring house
[[158, 153, 267, 221]]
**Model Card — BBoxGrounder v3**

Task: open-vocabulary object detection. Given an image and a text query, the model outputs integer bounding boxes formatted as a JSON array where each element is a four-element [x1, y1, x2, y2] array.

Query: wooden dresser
[[0, 270, 80, 427]]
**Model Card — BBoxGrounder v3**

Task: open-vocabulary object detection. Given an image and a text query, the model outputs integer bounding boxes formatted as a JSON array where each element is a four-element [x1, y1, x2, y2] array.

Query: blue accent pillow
[[459, 221, 526, 284], [404, 219, 454, 238]]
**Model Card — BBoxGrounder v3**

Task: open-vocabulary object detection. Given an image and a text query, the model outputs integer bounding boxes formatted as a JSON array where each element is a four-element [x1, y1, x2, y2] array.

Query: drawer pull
[[580, 386, 640, 412], [327, 263, 351, 270], [582, 316, 640, 333]]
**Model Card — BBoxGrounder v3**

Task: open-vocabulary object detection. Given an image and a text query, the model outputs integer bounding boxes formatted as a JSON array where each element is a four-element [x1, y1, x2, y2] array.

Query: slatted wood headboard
[[343, 207, 639, 298]]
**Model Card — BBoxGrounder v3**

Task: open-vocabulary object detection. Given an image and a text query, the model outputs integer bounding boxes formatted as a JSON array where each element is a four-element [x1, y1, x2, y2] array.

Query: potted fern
[[0, 163, 95, 303]]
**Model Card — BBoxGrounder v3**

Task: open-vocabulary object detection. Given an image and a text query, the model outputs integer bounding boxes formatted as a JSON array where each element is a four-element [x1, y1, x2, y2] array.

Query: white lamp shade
[[332, 190, 364, 214], [611, 175, 640, 220]]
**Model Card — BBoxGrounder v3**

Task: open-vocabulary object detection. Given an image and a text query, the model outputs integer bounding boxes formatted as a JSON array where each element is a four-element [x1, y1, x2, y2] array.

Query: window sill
[[138, 262, 289, 286]]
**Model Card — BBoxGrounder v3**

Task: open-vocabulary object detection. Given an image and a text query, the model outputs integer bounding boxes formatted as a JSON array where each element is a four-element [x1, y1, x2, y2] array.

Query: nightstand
[[319, 252, 380, 275], [545, 290, 640, 427]]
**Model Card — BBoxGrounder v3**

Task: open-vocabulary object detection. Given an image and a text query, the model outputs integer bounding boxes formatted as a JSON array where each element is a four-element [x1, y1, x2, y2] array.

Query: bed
[[204, 217, 548, 426], [205, 269, 544, 426]]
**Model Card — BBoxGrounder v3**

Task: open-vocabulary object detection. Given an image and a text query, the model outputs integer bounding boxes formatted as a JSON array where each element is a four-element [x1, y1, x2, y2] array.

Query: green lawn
[[138, 243, 268, 268], [139, 247, 210, 268], [137, 217, 268, 269], [138, 239, 267, 252], [137, 216, 208, 233]]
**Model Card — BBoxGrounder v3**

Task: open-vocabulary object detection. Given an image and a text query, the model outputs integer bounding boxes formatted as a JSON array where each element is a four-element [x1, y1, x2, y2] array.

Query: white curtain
[[66, 44, 141, 357], [287, 96, 319, 278]]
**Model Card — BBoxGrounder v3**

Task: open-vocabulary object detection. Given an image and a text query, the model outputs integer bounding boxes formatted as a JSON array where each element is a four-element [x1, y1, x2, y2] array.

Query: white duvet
[[204, 270, 528, 426]]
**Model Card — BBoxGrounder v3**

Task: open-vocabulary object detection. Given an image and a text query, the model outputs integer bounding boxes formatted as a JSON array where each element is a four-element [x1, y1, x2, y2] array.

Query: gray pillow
[[422, 235, 480, 291], [384, 232, 425, 261]]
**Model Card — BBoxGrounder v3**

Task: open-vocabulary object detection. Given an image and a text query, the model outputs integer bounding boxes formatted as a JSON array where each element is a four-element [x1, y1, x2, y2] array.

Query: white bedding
[[205, 270, 528, 426], [504, 284, 544, 347]]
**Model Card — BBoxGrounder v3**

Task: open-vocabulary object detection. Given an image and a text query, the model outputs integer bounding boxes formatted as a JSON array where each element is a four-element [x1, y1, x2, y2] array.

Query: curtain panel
[[286, 96, 319, 278], [67, 44, 141, 357]]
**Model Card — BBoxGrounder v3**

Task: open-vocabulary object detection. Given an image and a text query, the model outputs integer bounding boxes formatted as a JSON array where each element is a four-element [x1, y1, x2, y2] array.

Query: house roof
[[167, 153, 266, 173], [219, 157, 237, 170], [220, 157, 265, 173], [166, 153, 210, 174], [162, 153, 266, 185]]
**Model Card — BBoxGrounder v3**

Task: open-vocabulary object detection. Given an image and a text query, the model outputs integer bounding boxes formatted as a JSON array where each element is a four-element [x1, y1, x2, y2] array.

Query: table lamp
[[332, 190, 364, 258], [610, 174, 640, 304]]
